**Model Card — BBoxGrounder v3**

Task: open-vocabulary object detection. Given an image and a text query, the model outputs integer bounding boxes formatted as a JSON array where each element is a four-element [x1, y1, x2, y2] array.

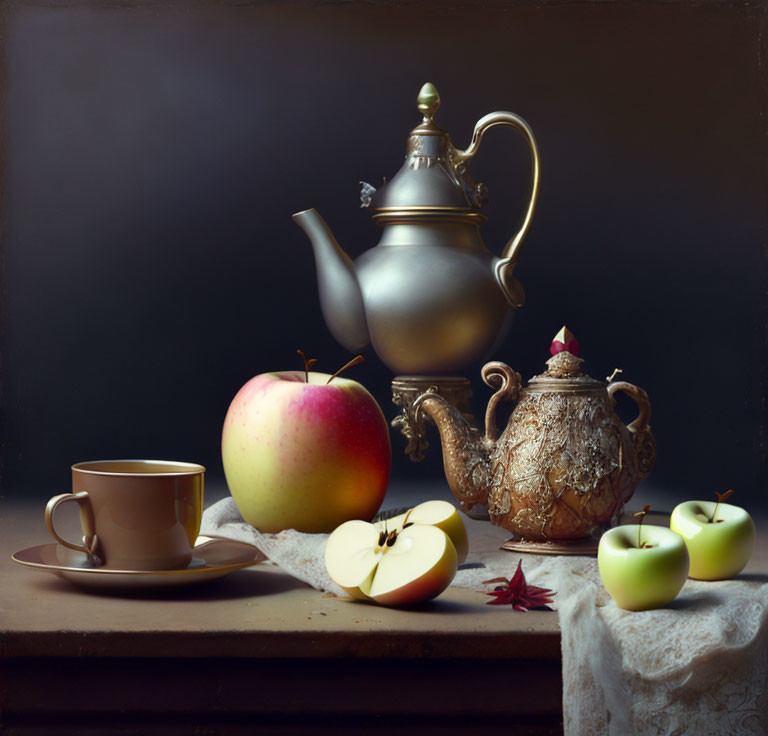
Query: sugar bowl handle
[[45, 491, 100, 560], [607, 381, 651, 433], [607, 381, 656, 477], [481, 361, 523, 442]]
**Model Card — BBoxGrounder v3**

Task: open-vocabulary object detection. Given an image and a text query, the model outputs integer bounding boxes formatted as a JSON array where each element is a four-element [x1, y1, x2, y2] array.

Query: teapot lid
[[527, 327, 605, 392], [361, 83, 488, 219]]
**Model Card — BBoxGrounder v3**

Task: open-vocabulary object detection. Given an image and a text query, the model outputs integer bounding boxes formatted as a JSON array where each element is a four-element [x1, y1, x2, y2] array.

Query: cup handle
[[44, 492, 100, 559]]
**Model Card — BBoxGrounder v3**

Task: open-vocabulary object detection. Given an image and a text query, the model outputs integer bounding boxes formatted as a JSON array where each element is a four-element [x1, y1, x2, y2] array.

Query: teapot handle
[[455, 111, 540, 308], [482, 361, 523, 442], [607, 381, 651, 433]]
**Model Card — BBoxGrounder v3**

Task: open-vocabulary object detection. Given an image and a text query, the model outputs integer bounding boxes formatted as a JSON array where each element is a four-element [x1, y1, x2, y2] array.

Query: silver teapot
[[293, 82, 540, 376]]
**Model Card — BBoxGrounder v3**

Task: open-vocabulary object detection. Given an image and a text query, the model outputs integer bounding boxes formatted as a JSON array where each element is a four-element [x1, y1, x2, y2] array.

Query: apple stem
[[710, 489, 735, 523], [297, 350, 318, 383], [634, 504, 651, 549], [326, 354, 365, 385]]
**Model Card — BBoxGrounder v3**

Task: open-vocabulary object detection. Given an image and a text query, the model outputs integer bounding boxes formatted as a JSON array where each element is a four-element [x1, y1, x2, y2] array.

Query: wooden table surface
[[4, 487, 764, 736], [0, 491, 563, 735]]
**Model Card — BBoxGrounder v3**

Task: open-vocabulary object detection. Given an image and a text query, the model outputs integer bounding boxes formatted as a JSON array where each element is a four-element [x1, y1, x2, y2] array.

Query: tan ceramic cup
[[45, 460, 205, 571]]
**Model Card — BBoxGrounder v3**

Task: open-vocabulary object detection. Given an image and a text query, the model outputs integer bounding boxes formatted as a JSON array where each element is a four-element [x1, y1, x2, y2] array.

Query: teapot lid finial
[[417, 82, 441, 120]]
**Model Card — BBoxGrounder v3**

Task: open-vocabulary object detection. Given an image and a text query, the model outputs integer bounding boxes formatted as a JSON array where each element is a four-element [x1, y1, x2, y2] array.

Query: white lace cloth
[[201, 498, 768, 735]]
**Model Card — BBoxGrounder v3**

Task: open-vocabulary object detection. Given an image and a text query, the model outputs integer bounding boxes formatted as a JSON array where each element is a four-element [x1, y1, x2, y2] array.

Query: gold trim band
[[372, 209, 487, 226]]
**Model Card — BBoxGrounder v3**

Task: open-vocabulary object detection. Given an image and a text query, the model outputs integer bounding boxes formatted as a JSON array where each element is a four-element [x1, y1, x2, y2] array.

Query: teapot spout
[[413, 392, 491, 511], [292, 208, 370, 352]]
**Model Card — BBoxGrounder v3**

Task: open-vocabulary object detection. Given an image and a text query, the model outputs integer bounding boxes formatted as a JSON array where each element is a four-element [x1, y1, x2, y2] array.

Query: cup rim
[[71, 460, 206, 477]]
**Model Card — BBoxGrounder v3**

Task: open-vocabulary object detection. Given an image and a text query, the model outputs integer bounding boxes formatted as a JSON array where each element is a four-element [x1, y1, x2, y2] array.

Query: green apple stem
[[297, 350, 318, 383], [710, 489, 735, 523], [326, 355, 365, 385], [634, 503, 651, 549], [401, 508, 414, 531]]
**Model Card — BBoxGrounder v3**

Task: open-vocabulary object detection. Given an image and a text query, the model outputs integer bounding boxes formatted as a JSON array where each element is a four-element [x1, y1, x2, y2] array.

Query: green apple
[[598, 524, 689, 611], [374, 500, 468, 564], [324, 519, 458, 606], [670, 501, 755, 580]]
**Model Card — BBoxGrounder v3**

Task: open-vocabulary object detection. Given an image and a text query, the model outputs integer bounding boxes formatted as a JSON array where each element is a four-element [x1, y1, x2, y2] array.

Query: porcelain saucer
[[11, 536, 266, 591]]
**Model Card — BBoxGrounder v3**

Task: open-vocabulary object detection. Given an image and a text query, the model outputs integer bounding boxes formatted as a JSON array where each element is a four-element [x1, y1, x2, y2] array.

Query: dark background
[[1, 1, 766, 512]]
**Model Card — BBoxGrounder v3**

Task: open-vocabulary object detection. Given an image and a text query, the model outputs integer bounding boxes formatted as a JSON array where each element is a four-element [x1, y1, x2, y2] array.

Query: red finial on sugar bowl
[[550, 326, 580, 357]]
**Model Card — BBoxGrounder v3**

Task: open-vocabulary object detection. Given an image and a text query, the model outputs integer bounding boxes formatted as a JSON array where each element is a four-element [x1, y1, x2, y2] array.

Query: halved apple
[[324, 520, 381, 601], [325, 519, 458, 606], [374, 500, 469, 564]]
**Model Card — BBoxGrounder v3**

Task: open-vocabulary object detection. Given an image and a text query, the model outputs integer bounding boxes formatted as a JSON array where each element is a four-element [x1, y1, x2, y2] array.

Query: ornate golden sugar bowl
[[414, 331, 656, 552]]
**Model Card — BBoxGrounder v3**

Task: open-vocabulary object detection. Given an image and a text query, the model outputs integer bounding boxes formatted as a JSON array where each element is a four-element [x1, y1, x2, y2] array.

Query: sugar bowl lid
[[527, 327, 605, 392]]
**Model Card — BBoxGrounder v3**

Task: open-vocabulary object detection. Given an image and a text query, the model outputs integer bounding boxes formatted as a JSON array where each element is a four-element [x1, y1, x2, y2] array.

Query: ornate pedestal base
[[391, 376, 473, 463], [500, 537, 599, 556]]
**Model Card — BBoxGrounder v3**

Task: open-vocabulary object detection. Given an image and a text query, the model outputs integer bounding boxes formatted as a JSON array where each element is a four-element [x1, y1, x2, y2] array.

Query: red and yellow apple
[[325, 518, 458, 606], [222, 370, 391, 533]]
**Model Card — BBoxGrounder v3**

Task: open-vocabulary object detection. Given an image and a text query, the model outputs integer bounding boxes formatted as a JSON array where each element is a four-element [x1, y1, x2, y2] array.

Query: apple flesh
[[325, 519, 458, 606], [222, 371, 391, 533], [670, 501, 755, 580], [598, 524, 689, 611], [375, 500, 468, 564]]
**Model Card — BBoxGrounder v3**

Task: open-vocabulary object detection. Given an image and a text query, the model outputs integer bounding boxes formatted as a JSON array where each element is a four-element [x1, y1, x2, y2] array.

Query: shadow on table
[[665, 592, 722, 612], [28, 565, 308, 601], [393, 596, 525, 615], [735, 573, 768, 583]]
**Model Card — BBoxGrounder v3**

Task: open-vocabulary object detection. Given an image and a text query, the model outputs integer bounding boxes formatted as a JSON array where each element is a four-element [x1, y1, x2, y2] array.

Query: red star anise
[[483, 560, 555, 611]]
